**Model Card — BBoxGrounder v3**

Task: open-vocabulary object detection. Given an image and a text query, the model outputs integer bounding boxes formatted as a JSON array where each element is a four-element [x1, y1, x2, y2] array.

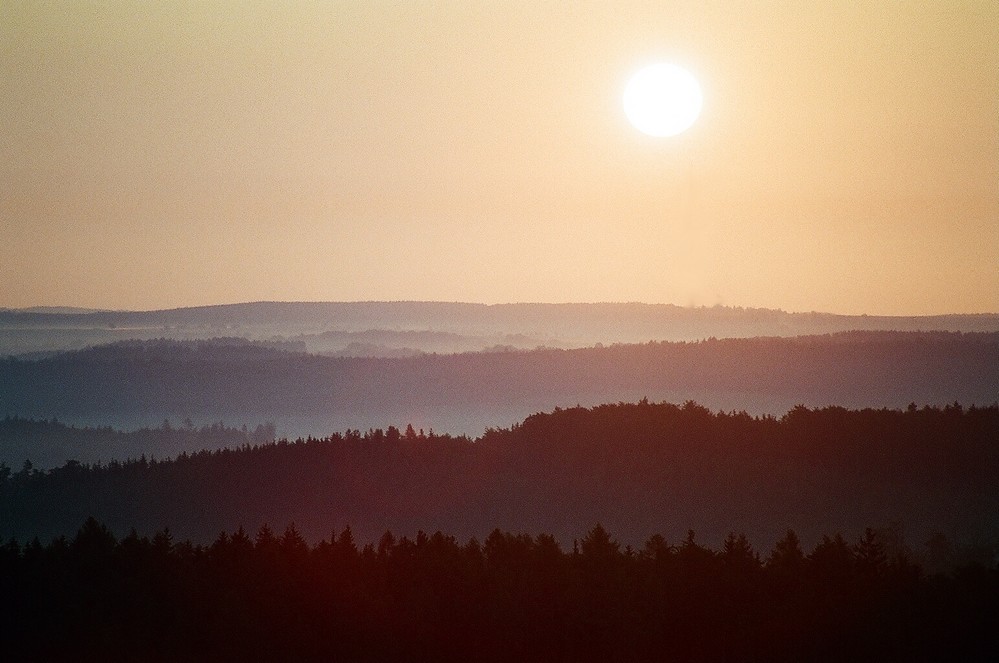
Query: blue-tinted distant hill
[[2, 301, 997, 356], [2, 332, 997, 467], [1, 306, 110, 315]]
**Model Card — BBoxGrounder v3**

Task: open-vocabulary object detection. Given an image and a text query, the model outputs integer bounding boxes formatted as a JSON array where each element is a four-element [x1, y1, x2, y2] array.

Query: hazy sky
[[2, 1, 996, 314]]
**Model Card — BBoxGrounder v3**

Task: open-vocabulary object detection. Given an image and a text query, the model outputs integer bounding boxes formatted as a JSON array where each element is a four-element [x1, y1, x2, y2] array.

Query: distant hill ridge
[[2, 330, 996, 465], [2, 301, 997, 358], [0, 306, 112, 315], [2, 300, 997, 331], [33, 328, 999, 359]]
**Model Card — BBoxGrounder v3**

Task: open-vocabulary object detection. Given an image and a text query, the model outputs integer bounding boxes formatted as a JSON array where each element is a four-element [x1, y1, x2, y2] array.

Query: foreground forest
[[3, 401, 997, 557], [2, 330, 997, 457], [2, 518, 996, 661]]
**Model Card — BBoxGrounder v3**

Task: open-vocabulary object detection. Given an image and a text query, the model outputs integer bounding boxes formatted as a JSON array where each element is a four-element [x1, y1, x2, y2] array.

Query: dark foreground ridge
[[2, 400, 997, 552], [2, 518, 996, 661]]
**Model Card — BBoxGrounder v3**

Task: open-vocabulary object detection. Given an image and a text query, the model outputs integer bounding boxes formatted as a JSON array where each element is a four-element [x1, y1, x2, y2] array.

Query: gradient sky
[[2, 1, 996, 314]]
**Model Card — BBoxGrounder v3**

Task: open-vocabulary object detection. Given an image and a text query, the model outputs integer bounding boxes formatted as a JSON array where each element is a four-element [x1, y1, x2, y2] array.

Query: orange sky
[[1, 1, 996, 314]]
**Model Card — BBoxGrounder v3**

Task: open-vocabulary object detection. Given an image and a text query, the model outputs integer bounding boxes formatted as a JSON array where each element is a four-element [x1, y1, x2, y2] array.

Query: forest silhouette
[[3, 400, 997, 559], [2, 516, 996, 661], [3, 328, 998, 660]]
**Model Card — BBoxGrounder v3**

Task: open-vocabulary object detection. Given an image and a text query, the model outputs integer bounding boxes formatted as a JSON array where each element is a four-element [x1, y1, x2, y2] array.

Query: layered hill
[[2, 301, 997, 356], [2, 331, 996, 467]]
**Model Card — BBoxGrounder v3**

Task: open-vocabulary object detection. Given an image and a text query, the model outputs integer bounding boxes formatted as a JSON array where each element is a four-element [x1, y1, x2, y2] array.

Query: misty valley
[[3, 304, 998, 463], [2, 303, 998, 660]]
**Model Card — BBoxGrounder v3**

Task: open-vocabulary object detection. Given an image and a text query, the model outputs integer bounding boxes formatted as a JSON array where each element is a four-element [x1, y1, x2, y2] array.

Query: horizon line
[[2, 300, 998, 318]]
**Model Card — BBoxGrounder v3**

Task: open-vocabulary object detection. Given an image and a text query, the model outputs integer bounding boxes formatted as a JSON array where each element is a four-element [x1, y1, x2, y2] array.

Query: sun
[[623, 63, 703, 137]]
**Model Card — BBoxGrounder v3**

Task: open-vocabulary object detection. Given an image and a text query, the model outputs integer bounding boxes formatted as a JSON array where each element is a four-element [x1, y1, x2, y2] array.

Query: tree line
[[2, 400, 997, 559], [2, 517, 995, 661]]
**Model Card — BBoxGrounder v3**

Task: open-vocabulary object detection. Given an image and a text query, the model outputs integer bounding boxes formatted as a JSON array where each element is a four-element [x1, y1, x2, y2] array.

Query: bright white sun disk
[[624, 63, 703, 137]]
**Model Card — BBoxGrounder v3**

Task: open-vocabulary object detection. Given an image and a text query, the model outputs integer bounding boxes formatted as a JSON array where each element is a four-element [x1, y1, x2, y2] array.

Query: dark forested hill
[[2, 401, 996, 558], [1, 332, 996, 464]]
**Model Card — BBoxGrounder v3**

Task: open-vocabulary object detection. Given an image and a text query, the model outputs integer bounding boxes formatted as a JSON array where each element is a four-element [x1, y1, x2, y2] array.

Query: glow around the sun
[[623, 63, 703, 137]]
